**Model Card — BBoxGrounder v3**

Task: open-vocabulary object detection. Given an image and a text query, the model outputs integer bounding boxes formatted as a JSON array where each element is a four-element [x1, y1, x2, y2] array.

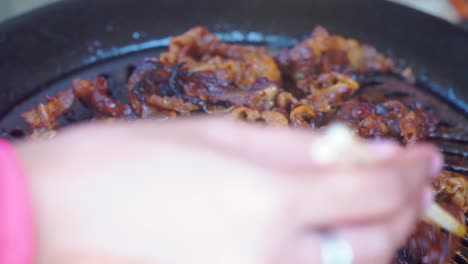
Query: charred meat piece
[[21, 89, 75, 134], [285, 72, 359, 128], [434, 171, 468, 212], [336, 97, 437, 142], [290, 104, 317, 127], [275, 92, 299, 112], [22, 77, 134, 134], [160, 26, 282, 89], [127, 59, 279, 116], [72, 77, 134, 118], [400, 108, 438, 144], [229, 106, 289, 127], [296, 72, 359, 103], [146, 95, 199, 116], [276, 26, 394, 83]]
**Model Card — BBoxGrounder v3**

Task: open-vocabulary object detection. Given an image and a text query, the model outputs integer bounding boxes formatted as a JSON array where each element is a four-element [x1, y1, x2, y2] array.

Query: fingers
[[194, 119, 443, 230], [54, 119, 441, 229], [271, 199, 423, 264], [282, 144, 439, 227], [188, 119, 444, 179], [38, 118, 444, 180], [192, 119, 416, 174], [44, 118, 320, 173], [194, 119, 322, 172], [333, 202, 421, 264]]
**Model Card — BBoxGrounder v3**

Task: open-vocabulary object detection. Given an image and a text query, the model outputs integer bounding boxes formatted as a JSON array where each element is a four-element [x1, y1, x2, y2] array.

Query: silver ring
[[320, 232, 354, 264]]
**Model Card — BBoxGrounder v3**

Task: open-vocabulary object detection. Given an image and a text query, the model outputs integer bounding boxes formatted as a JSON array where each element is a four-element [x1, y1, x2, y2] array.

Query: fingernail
[[430, 152, 444, 179], [421, 187, 435, 212]]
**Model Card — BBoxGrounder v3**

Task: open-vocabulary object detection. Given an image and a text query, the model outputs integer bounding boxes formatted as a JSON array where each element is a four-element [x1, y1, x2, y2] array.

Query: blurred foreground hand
[[16, 118, 442, 264]]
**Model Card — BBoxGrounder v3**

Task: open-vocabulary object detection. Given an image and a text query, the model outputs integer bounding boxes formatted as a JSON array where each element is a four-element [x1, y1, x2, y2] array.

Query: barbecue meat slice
[[434, 171, 468, 212], [72, 77, 134, 118], [276, 26, 394, 83], [127, 59, 279, 116], [21, 89, 75, 134], [229, 106, 289, 127], [22, 77, 134, 134], [336, 97, 438, 143], [160, 26, 282, 89]]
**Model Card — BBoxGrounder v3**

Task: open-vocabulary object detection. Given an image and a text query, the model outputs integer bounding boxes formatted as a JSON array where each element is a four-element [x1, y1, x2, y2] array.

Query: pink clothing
[[0, 140, 34, 264]]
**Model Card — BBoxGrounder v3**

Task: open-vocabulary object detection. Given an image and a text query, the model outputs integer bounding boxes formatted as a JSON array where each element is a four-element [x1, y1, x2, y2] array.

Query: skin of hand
[[15, 118, 443, 264]]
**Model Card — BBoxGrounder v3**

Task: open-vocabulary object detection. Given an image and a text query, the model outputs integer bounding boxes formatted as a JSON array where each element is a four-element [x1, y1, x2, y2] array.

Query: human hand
[[16, 118, 442, 264]]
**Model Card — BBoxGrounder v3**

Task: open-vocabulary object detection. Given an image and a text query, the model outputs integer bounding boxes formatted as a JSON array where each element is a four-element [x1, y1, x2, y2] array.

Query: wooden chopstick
[[423, 203, 466, 237], [310, 123, 466, 237]]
